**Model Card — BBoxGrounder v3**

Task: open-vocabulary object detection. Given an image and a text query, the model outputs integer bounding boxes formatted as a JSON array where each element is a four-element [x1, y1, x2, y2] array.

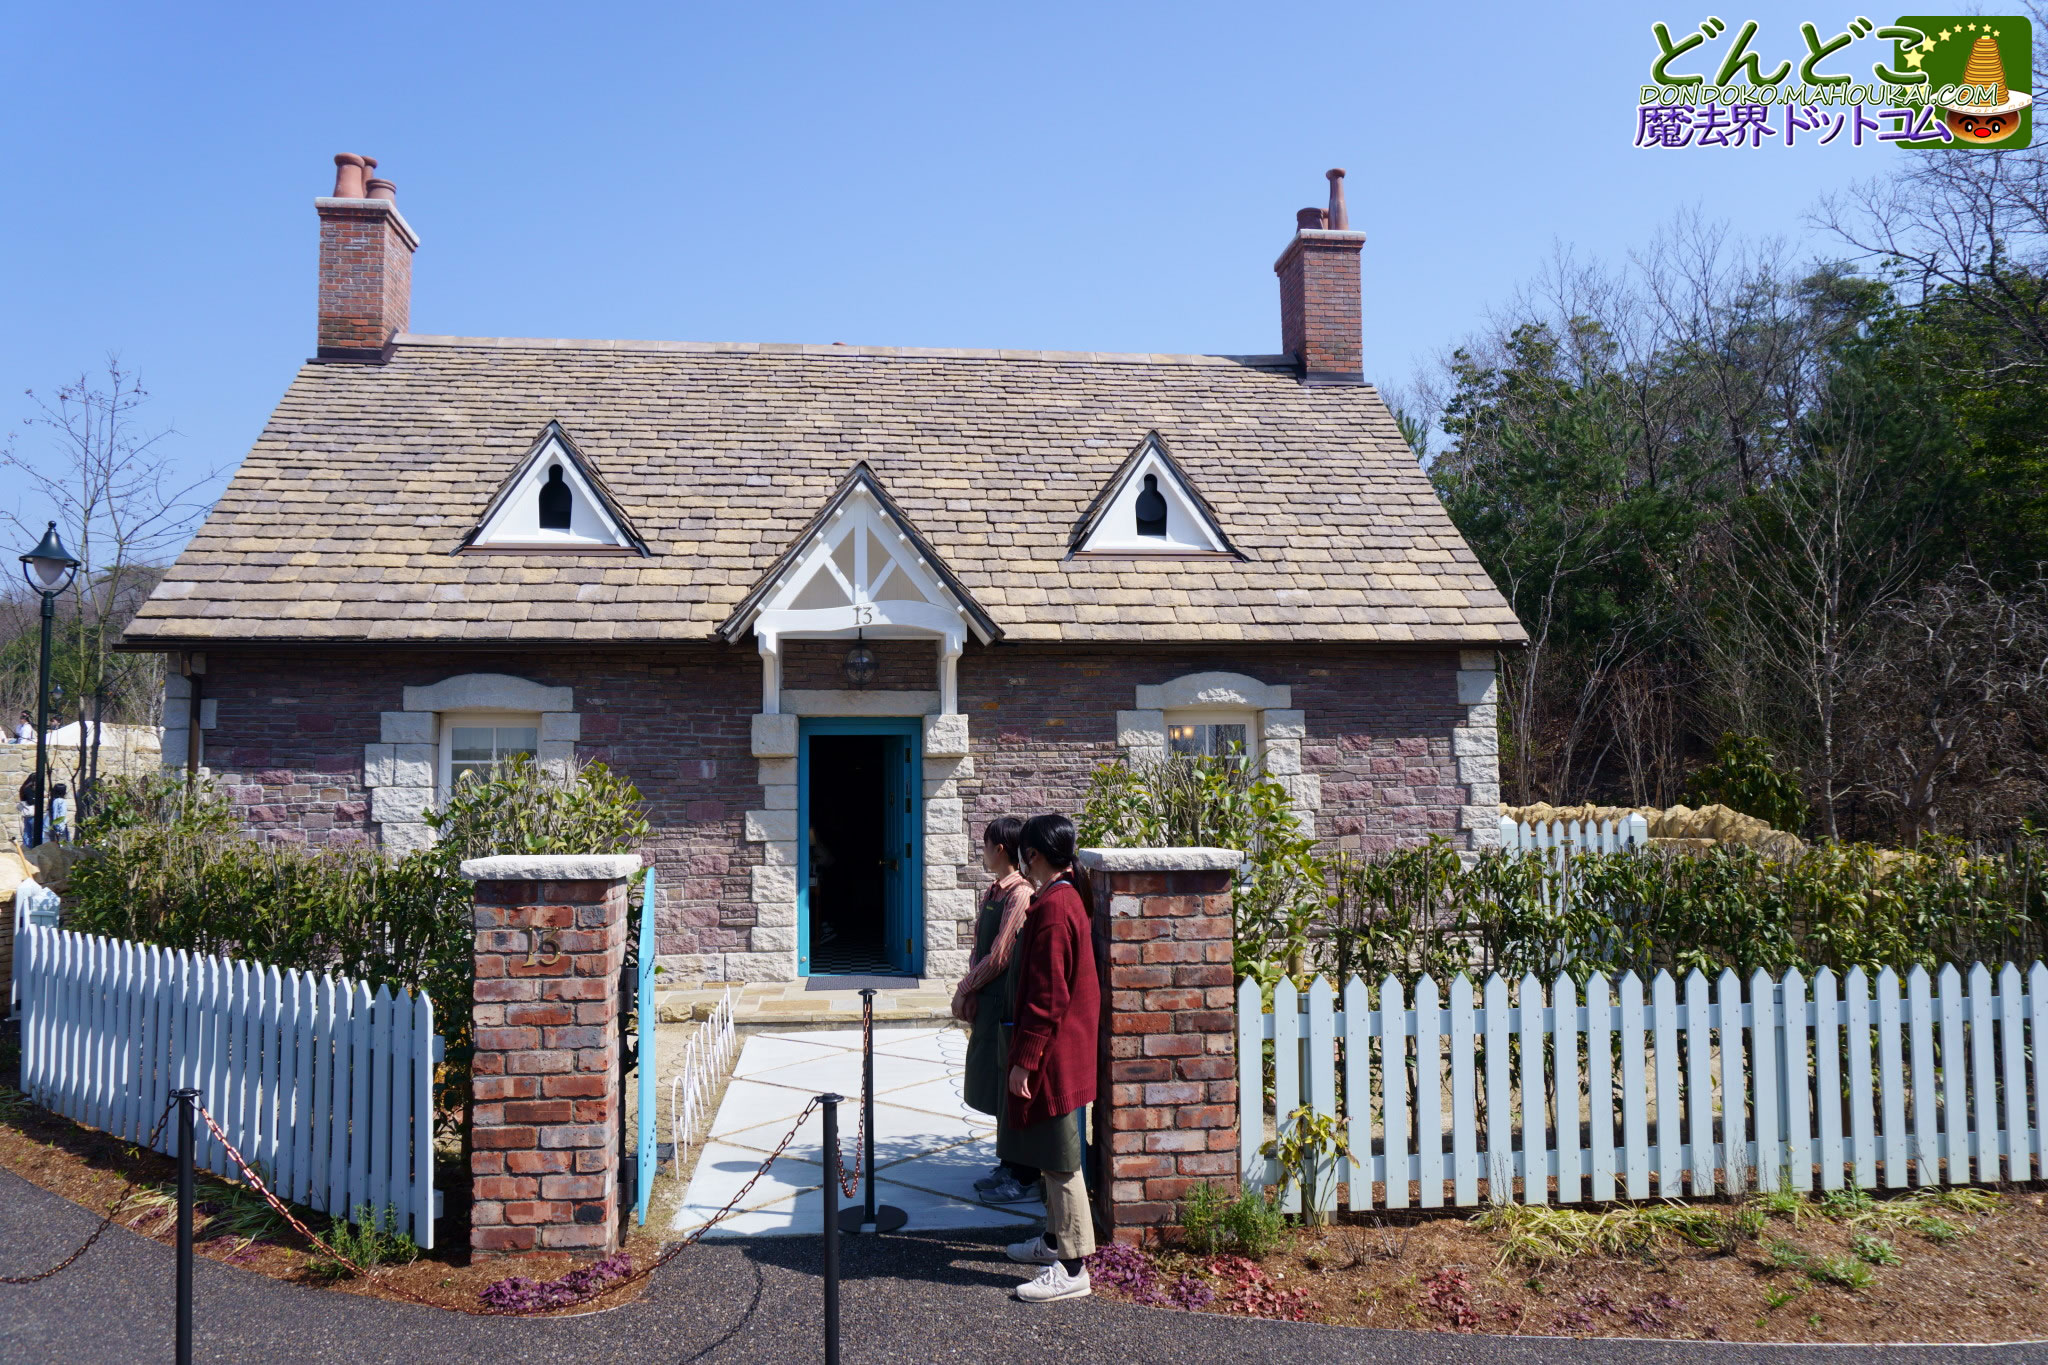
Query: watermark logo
[[1636, 15, 2031, 150]]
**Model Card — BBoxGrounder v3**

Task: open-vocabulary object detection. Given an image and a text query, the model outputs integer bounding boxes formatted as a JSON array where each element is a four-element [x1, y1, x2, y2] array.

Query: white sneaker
[[1015, 1261, 1091, 1302], [1004, 1233, 1059, 1265]]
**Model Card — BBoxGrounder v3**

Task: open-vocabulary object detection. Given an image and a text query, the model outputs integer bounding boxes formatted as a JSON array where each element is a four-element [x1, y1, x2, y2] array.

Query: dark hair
[[51, 783, 67, 798], [1018, 812, 1078, 871], [982, 816, 1024, 867]]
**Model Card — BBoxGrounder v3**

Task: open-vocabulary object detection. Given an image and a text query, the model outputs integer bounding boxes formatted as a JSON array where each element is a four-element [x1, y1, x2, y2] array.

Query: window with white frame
[[1165, 709, 1259, 765], [440, 712, 539, 794]]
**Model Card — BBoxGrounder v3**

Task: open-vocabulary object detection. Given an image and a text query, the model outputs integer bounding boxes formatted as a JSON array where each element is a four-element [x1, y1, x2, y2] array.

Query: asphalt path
[[1, 1167, 2041, 1365]]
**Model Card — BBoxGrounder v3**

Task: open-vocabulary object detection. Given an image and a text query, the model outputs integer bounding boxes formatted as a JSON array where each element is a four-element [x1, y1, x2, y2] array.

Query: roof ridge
[[389, 334, 1300, 368]]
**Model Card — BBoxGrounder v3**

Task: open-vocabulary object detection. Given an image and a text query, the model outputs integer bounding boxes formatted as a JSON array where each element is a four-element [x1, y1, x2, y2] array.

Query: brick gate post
[[1077, 847, 1242, 1246], [460, 854, 641, 1257]]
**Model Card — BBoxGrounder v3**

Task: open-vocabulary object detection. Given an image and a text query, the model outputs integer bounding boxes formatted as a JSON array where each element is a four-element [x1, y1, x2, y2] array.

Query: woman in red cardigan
[[1001, 812, 1100, 1302]]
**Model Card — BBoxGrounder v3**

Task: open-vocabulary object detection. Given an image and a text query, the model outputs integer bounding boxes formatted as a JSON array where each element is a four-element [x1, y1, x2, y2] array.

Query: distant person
[[951, 816, 1037, 1204], [48, 783, 69, 844], [17, 771, 40, 847], [1002, 812, 1101, 1303], [15, 712, 31, 744]]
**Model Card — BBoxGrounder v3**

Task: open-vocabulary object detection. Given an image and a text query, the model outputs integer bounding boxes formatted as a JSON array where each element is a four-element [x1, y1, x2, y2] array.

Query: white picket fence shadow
[[17, 925, 440, 1246], [1239, 961, 2048, 1215], [669, 988, 738, 1170]]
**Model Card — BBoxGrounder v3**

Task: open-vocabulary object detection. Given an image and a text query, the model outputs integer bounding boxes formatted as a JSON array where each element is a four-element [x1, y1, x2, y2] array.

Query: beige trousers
[[1041, 1166, 1096, 1260]]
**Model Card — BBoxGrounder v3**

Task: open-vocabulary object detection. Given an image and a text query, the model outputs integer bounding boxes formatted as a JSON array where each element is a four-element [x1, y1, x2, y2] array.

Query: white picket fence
[[17, 926, 440, 1246], [1239, 961, 2048, 1213], [668, 988, 738, 1170], [1498, 813, 1650, 860]]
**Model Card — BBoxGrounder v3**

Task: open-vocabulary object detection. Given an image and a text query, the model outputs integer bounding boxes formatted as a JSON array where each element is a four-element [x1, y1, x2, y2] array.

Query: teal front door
[[798, 717, 923, 977]]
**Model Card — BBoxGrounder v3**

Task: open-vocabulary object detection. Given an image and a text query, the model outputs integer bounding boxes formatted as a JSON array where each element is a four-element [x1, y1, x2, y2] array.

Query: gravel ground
[[2, 1167, 2042, 1365]]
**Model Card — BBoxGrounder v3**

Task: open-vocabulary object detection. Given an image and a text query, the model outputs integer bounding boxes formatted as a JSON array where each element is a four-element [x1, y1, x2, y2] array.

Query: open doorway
[[799, 719, 921, 977]]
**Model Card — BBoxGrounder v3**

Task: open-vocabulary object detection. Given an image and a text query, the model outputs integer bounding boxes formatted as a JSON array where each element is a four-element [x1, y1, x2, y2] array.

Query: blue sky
[[2, 1, 1930, 550]]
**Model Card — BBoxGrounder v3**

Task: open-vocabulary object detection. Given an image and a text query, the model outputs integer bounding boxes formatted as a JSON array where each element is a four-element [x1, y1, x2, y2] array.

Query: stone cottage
[[122, 155, 1524, 984]]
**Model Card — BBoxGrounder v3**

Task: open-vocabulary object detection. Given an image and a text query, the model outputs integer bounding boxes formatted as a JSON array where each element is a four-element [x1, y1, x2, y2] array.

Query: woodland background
[[1409, 117, 2048, 846]]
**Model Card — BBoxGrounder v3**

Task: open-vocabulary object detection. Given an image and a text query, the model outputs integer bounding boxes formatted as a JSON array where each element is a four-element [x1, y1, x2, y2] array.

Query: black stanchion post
[[172, 1088, 197, 1365], [819, 1092, 843, 1365], [838, 987, 907, 1234]]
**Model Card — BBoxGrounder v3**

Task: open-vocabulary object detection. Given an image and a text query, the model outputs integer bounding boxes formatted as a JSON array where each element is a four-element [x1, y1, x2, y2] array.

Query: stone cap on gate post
[[1078, 846, 1243, 1245], [460, 852, 642, 1257]]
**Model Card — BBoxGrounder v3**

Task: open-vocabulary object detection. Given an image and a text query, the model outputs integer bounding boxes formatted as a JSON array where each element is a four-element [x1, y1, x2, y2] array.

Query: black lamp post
[[20, 522, 79, 848]]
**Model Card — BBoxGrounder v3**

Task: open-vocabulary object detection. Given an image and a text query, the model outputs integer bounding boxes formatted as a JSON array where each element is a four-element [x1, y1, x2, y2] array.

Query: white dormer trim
[[718, 464, 1001, 715], [1069, 433, 1240, 559], [460, 423, 647, 554]]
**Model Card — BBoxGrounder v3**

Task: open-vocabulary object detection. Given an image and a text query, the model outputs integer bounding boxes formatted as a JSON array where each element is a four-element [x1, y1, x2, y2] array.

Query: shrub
[[1180, 1180, 1288, 1257], [308, 1203, 420, 1280], [1079, 754, 1322, 977], [423, 753, 649, 860], [1685, 732, 1812, 835]]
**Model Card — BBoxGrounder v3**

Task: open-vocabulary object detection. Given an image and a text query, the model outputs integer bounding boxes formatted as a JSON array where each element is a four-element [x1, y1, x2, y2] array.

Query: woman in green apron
[[950, 816, 1035, 1202]]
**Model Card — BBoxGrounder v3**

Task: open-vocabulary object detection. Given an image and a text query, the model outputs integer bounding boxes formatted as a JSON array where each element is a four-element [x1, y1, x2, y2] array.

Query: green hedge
[[1326, 835, 2048, 986]]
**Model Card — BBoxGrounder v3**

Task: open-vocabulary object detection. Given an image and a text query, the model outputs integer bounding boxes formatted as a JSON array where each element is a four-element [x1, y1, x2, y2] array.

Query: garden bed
[[0, 1028, 663, 1317], [1090, 1186, 2048, 1344]]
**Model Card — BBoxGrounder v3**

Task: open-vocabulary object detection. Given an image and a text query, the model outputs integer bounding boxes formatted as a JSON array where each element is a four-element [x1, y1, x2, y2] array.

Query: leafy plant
[[1475, 1200, 1735, 1265], [1181, 1181, 1288, 1256], [477, 1251, 632, 1311], [1079, 753, 1323, 976], [1684, 733, 1812, 834], [1260, 1106, 1355, 1224], [1852, 1234, 1901, 1266], [1805, 1254, 1874, 1290], [1765, 1238, 1811, 1271], [1761, 1283, 1805, 1312], [309, 1203, 419, 1280], [424, 753, 649, 860]]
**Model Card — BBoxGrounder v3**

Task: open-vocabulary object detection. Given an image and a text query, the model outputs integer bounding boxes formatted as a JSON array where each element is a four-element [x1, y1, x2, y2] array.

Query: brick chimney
[[1273, 169, 1365, 385], [315, 153, 419, 363]]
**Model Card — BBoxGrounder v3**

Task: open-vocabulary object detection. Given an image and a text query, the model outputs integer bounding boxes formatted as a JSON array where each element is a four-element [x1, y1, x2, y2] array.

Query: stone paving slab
[[658, 979, 957, 1025], [679, 1024, 1035, 1239]]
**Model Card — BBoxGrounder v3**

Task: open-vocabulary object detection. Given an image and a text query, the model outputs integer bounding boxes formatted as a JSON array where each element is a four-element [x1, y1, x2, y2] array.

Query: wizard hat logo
[[1941, 34, 2032, 143]]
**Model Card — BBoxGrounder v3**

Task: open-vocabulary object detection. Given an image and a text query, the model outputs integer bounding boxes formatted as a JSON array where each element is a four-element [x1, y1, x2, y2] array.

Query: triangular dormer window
[[459, 423, 647, 555], [1069, 433, 1241, 559]]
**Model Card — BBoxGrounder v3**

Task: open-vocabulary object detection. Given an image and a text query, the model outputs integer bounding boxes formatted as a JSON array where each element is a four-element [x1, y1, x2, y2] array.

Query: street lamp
[[20, 522, 79, 848]]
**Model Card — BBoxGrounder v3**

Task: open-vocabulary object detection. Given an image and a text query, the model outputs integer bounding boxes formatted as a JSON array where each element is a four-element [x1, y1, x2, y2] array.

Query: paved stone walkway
[[3, 1164, 2042, 1364], [676, 1024, 1038, 1237]]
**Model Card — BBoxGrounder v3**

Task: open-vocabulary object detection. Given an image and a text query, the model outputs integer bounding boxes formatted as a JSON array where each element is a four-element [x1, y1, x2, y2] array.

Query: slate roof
[[125, 335, 1526, 647]]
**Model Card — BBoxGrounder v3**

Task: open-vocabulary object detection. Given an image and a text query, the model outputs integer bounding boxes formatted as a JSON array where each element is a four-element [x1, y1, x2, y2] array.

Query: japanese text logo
[[1637, 16, 2031, 150]]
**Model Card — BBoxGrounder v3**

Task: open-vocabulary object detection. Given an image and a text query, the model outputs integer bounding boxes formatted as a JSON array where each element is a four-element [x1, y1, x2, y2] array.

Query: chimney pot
[[332, 153, 370, 199], [317, 154, 417, 362], [1275, 172, 1365, 385]]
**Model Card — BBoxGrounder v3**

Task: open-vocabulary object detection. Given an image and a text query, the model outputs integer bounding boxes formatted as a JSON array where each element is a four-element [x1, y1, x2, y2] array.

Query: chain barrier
[[835, 1003, 871, 1198], [0, 1095, 178, 1286], [193, 1094, 821, 1317]]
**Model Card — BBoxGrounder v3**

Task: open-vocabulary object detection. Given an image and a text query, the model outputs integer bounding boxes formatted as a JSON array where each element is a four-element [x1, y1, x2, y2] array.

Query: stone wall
[[178, 641, 1486, 982]]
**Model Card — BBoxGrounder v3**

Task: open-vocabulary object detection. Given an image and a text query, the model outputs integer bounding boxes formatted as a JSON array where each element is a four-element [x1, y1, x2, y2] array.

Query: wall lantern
[[842, 632, 878, 688]]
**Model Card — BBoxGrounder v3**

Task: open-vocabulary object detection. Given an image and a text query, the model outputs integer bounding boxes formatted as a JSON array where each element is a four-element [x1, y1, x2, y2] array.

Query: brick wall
[[192, 641, 1472, 976], [1083, 851, 1240, 1244], [468, 873, 629, 1255], [781, 638, 935, 691]]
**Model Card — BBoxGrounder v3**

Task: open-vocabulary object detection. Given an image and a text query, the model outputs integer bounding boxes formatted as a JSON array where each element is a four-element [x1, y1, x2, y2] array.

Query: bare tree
[[4, 359, 217, 808], [1841, 569, 2048, 841]]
